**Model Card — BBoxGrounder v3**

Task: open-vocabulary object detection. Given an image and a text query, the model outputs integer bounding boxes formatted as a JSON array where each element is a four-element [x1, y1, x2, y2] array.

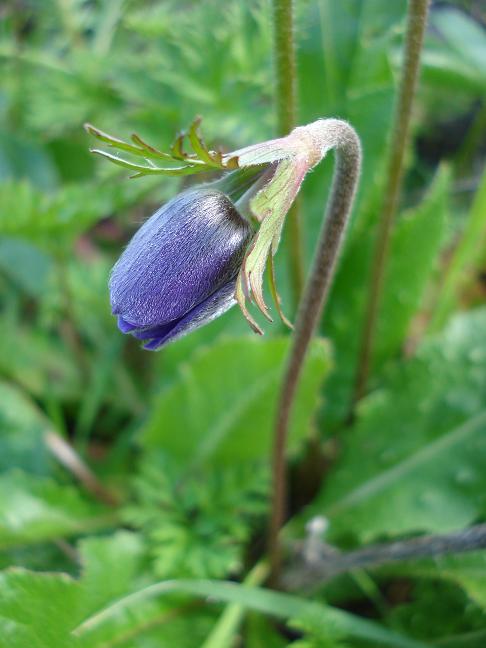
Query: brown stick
[[45, 430, 119, 507], [283, 523, 486, 590]]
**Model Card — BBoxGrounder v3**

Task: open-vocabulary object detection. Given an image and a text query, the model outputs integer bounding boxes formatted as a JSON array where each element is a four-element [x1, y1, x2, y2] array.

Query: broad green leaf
[[0, 471, 111, 549], [0, 130, 59, 190], [431, 166, 486, 331], [0, 569, 82, 648], [0, 329, 81, 402], [78, 531, 145, 617], [74, 578, 427, 648], [0, 237, 53, 297], [422, 8, 486, 95], [0, 556, 213, 648], [141, 336, 330, 464], [0, 534, 145, 648], [0, 382, 52, 474], [313, 308, 486, 540], [374, 166, 450, 365], [322, 168, 450, 426], [428, 8, 486, 73], [299, 0, 406, 228]]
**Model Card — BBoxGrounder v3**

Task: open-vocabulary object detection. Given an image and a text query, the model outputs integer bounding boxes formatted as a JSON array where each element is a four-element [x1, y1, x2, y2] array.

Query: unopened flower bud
[[110, 187, 252, 349]]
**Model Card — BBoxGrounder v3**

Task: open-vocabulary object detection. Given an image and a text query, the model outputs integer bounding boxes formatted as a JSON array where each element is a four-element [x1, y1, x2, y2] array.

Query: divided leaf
[[85, 118, 239, 178], [141, 336, 330, 464]]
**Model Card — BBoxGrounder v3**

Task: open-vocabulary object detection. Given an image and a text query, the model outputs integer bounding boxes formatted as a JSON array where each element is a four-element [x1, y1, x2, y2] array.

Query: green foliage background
[[0, 1, 485, 646]]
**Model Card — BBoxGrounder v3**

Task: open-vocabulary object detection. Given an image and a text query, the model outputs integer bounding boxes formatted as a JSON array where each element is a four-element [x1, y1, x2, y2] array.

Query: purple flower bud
[[110, 187, 253, 350]]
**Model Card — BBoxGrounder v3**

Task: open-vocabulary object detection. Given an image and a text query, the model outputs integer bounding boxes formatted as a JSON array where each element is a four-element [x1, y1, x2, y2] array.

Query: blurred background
[[1, 1, 486, 646]]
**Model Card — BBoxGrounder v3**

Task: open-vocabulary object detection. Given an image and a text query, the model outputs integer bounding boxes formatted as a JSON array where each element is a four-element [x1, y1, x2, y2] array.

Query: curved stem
[[272, 0, 305, 303], [269, 121, 362, 584], [352, 0, 430, 407]]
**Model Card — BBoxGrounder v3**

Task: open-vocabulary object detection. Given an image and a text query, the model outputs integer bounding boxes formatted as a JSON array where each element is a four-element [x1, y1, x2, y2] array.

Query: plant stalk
[[268, 121, 362, 584], [272, 0, 305, 302], [352, 0, 430, 408], [284, 523, 486, 590], [45, 430, 119, 507]]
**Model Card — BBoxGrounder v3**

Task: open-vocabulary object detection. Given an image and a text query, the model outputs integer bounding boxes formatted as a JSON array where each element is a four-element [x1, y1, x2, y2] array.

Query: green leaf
[[141, 336, 330, 464], [0, 541, 215, 648], [0, 532, 200, 648], [384, 578, 485, 645], [374, 166, 450, 365], [0, 130, 59, 190], [124, 460, 268, 579], [0, 237, 53, 297], [78, 531, 145, 618], [90, 147, 203, 177], [0, 178, 156, 249], [74, 578, 427, 648], [0, 570, 81, 648], [422, 8, 486, 95], [201, 562, 269, 648], [322, 168, 450, 426], [385, 551, 486, 611], [0, 534, 145, 648], [0, 471, 111, 549], [86, 117, 238, 178], [299, 0, 406, 213], [0, 382, 53, 474], [0, 329, 81, 402], [314, 307, 486, 541], [431, 166, 486, 331]]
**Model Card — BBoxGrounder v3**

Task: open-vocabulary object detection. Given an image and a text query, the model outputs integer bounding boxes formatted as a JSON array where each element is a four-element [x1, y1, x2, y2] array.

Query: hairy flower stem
[[272, 0, 305, 302], [269, 121, 362, 584], [352, 0, 430, 408]]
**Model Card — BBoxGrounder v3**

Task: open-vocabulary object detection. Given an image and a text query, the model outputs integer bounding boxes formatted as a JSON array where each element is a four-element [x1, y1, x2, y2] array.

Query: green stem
[[352, 0, 430, 407], [272, 0, 305, 302], [201, 562, 268, 648], [268, 121, 362, 584]]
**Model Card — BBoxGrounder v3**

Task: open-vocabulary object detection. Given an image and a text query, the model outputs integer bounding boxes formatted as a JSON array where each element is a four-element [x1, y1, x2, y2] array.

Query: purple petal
[[109, 188, 252, 329], [140, 279, 237, 350], [132, 321, 175, 340], [117, 316, 138, 333]]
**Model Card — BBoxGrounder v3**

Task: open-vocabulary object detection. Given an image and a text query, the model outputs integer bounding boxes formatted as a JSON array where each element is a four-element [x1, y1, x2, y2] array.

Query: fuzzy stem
[[272, 0, 305, 302], [268, 121, 362, 584], [352, 0, 430, 407]]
